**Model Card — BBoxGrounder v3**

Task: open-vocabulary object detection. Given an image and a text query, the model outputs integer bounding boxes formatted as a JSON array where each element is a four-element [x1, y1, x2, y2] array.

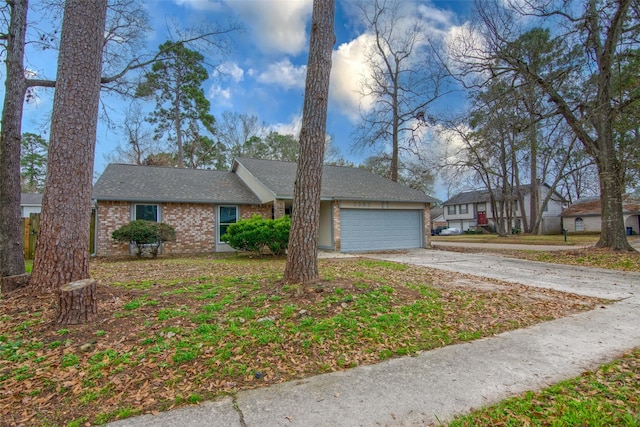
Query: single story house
[[561, 196, 640, 235], [21, 193, 42, 218], [92, 158, 437, 256], [443, 183, 566, 234]]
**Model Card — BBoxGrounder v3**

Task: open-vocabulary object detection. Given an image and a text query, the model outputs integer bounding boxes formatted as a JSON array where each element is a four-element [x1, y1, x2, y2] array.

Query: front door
[[477, 211, 487, 226]]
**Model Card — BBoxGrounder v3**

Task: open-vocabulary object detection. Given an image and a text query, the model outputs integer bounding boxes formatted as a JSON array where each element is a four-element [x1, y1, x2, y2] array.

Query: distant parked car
[[439, 227, 463, 236], [431, 226, 448, 236]]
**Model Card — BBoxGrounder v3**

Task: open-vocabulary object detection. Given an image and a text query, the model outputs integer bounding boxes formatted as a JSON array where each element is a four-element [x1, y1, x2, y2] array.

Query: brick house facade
[[93, 159, 437, 256], [96, 201, 274, 257]]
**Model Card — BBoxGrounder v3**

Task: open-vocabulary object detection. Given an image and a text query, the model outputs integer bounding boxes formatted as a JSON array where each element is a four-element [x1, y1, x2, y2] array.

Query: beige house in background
[[92, 158, 438, 257], [561, 196, 640, 235], [442, 184, 566, 234]]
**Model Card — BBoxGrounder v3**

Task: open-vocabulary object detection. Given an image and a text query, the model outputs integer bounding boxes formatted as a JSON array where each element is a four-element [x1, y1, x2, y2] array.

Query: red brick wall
[[240, 204, 272, 220], [162, 203, 215, 254], [96, 201, 274, 257], [96, 201, 131, 257], [273, 200, 285, 218], [332, 200, 341, 252], [423, 203, 431, 248]]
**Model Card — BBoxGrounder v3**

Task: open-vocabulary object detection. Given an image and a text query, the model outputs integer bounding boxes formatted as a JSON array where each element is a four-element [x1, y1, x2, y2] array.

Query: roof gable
[[234, 157, 437, 203]]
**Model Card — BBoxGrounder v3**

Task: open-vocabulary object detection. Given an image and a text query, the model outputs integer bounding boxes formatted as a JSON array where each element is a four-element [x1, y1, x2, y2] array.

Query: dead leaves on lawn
[[1, 256, 604, 426]]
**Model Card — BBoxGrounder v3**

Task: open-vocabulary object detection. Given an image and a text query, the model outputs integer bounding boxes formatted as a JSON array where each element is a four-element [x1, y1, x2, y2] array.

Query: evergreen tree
[[136, 41, 216, 167]]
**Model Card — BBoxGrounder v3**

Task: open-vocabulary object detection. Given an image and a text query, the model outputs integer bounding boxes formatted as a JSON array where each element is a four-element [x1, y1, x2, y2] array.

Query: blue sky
[[16, 0, 475, 199]]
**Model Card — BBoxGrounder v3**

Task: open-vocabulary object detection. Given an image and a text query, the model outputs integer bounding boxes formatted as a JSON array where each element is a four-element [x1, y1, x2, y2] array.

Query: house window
[[447, 205, 456, 215], [575, 217, 584, 232], [459, 204, 468, 214], [513, 201, 519, 212], [219, 206, 238, 242], [477, 202, 486, 212], [135, 204, 159, 222]]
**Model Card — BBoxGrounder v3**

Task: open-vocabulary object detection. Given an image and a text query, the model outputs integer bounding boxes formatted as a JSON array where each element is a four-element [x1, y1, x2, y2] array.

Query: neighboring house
[[442, 184, 566, 234], [21, 193, 42, 218], [430, 206, 446, 230], [561, 196, 640, 235], [92, 158, 438, 256]]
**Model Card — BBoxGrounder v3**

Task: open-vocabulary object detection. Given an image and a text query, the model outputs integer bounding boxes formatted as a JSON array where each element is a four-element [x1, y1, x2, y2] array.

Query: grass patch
[[431, 233, 600, 246], [449, 348, 640, 426]]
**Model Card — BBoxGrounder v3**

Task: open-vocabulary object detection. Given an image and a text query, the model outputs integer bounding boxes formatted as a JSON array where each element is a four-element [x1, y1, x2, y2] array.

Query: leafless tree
[[449, 0, 638, 250], [354, 0, 448, 181]]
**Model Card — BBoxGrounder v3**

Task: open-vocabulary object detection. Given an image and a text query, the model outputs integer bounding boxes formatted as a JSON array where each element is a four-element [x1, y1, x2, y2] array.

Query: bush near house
[[111, 220, 176, 258], [222, 215, 290, 256]]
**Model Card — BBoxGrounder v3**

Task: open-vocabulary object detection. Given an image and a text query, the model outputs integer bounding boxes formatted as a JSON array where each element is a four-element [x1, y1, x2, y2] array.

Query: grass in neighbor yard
[[448, 347, 640, 427], [0, 255, 603, 426], [431, 233, 600, 246], [433, 234, 640, 272]]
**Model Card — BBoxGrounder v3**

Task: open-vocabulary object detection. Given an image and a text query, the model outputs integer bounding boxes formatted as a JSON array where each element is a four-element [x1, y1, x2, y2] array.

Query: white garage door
[[340, 209, 423, 252]]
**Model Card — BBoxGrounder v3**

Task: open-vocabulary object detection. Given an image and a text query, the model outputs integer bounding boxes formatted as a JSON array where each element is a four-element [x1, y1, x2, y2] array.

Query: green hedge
[[111, 220, 176, 258], [222, 215, 290, 256]]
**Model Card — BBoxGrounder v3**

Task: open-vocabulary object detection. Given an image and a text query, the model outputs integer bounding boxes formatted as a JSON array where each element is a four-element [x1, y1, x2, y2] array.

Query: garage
[[340, 209, 423, 252]]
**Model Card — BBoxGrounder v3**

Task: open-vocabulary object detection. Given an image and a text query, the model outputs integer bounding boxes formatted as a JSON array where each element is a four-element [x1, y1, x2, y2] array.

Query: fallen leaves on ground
[[0, 255, 605, 426]]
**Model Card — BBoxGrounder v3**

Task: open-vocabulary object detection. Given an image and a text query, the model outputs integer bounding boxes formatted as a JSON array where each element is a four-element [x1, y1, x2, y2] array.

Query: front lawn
[[0, 256, 601, 426]]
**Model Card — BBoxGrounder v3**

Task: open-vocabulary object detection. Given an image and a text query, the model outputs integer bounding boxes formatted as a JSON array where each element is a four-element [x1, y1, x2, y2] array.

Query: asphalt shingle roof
[[443, 189, 493, 205], [561, 196, 640, 217], [93, 159, 438, 205], [92, 164, 262, 204], [235, 158, 438, 203], [443, 184, 565, 206]]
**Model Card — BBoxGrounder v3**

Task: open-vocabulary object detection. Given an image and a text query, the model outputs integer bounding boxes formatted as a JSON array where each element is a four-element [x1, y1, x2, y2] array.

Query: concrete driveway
[[366, 248, 639, 300]]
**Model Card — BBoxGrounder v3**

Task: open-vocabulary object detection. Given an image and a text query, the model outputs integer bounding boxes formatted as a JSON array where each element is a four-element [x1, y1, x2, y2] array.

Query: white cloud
[[208, 84, 233, 108], [417, 3, 457, 34], [173, 0, 311, 55], [329, 34, 376, 122], [257, 58, 306, 90], [226, 0, 312, 55], [270, 114, 302, 137], [172, 0, 223, 11], [328, 2, 463, 123], [214, 62, 244, 82]]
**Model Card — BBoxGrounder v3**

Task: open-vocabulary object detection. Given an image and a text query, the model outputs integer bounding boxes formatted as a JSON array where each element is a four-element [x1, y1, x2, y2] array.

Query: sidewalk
[[109, 250, 640, 427]]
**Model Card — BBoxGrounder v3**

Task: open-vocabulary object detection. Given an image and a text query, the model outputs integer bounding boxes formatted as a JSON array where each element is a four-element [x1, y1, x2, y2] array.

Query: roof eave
[[93, 196, 261, 205]]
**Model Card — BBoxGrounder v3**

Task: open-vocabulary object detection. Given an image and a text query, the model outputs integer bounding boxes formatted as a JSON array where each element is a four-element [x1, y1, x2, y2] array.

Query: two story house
[[443, 184, 566, 234]]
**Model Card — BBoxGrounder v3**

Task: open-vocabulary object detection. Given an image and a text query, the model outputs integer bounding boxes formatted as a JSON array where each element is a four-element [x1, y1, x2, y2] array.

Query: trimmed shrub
[[111, 220, 176, 258], [222, 215, 290, 256]]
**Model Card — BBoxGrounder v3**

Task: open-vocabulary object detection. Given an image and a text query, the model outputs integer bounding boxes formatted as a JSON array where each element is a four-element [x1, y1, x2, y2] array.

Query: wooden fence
[[23, 212, 95, 260]]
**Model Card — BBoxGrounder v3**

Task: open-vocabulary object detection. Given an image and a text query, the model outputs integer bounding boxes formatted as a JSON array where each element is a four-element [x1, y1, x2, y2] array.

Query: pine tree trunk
[[283, 0, 335, 284], [56, 279, 98, 325], [30, 0, 108, 294], [0, 0, 28, 278]]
